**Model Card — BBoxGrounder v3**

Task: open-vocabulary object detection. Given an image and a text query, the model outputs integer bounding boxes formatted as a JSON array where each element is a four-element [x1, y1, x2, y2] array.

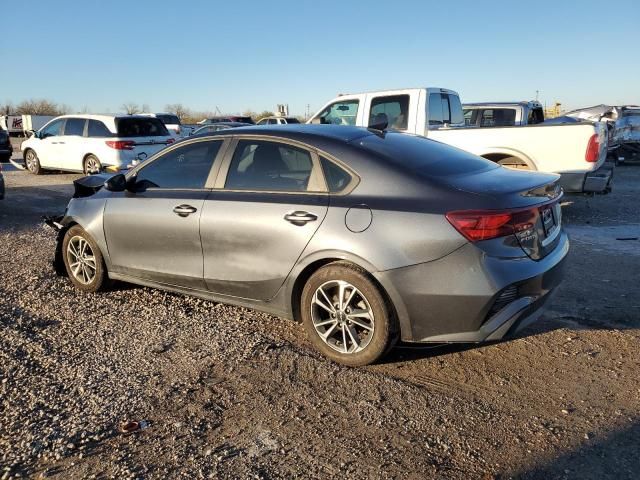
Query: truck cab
[[310, 87, 464, 135]]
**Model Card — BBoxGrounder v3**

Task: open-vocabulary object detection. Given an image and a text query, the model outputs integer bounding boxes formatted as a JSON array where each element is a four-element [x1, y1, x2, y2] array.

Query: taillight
[[167, 138, 175, 144], [106, 140, 135, 150], [446, 207, 539, 242], [585, 133, 599, 162]]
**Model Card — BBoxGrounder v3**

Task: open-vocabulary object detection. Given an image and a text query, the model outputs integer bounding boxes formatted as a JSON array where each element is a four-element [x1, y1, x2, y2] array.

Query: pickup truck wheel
[[497, 156, 531, 170], [25, 149, 42, 175]]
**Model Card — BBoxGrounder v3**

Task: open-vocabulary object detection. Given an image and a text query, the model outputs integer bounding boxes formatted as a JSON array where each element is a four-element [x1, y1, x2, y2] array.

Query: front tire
[[83, 154, 102, 175], [62, 225, 109, 292], [25, 149, 42, 175], [301, 262, 397, 366]]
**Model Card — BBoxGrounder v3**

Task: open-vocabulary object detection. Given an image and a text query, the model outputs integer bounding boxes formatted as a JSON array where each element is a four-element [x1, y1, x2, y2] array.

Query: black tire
[[301, 262, 398, 366], [83, 154, 102, 175], [24, 149, 42, 175], [0, 154, 11, 163], [62, 225, 109, 293], [496, 156, 531, 170]]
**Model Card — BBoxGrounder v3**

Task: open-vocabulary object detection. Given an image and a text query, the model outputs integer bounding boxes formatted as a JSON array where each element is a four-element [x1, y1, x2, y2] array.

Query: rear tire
[[83, 154, 102, 175], [301, 262, 397, 366], [25, 149, 42, 175], [62, 225, 109, 293], [496, 156, 531, 170]]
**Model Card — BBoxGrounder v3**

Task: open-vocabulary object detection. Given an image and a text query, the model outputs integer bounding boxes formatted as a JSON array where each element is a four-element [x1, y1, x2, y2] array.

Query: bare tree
[[141, 103, 150, 113], [121, 102, 140, 114], [165, 103, 191, 121], [15, 99, 62, 115], [1, 101, 14, 115]]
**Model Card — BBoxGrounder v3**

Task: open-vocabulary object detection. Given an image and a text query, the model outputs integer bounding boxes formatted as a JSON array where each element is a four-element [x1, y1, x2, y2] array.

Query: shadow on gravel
[[514, 420, 640, 479]]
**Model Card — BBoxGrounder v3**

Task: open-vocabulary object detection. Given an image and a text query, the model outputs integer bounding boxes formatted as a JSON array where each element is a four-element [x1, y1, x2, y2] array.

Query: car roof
[[51, 114, 161, 121], [199, 122, 252, 127], [463, 101, 541, 108], [193, 124, 375, 142]]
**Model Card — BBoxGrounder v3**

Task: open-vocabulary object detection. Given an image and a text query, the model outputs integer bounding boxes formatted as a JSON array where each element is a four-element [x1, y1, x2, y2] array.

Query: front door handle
[[284, 211, 318, 226], [173, 204, 198, 217]]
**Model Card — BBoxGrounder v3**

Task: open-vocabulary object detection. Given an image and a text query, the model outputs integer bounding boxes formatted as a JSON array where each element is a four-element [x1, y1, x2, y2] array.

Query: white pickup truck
[[308, 88, 613, 193]]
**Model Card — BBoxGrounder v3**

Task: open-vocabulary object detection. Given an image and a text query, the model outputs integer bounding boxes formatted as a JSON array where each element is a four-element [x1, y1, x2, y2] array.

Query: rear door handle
[[173, 204, 198, 217], [284, 211, 318, 226]]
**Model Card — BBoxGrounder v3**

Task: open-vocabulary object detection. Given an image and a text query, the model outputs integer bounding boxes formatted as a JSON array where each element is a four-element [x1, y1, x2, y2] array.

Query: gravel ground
[[1, 143, 639, 479]]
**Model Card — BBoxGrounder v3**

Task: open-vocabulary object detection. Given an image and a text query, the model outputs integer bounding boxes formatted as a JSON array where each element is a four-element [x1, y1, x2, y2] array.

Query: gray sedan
[[51, 125, 568, 366]]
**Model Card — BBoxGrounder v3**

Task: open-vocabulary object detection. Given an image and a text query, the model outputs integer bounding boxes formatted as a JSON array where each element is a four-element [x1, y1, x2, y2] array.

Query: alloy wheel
[[25, 151, 37, 172], [66, 236, 97, 284], [311, 280, 375, 354], [85, 157, 100, 174]]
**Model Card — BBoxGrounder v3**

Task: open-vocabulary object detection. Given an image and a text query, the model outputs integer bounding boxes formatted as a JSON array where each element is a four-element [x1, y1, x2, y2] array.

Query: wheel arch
[[480, 148, 537, 170], [288, 253, 403, 339]]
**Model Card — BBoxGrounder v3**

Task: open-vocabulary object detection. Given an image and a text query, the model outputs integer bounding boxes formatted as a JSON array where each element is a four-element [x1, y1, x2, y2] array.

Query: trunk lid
[[445, 167, 564, 260]]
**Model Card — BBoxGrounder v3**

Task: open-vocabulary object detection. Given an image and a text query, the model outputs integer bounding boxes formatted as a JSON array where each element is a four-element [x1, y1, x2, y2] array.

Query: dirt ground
[[1, 141, 638, 479]]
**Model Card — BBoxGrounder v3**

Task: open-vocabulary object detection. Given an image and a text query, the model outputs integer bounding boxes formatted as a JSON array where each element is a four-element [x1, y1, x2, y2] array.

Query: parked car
[[48, 124, 567, 366], [191, 122, 252, 135], [0, 128, 13, 162], [0, 162, 4, 200], [21, 114, 175, 175], [308, 88, 613, 194], [463, 101, 545, 127], [141, 113, 189, 138], [256, 117, 301, 125], [200, 116, 254, 125]]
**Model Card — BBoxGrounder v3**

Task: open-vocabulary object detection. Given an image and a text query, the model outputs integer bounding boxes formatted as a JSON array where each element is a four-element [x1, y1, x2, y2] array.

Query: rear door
[[103, 138, 226, 289], [60, 117, 87, 171], [200, 137, 329, 300]]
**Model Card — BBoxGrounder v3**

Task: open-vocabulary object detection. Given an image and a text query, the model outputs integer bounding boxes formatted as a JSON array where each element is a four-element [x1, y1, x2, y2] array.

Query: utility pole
[[535, 90, 539, 101]]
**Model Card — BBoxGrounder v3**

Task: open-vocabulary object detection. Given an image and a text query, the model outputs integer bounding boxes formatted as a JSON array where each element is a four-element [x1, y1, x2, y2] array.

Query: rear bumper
[[374, 232, 569, 343], [558, 162, 614, 193]]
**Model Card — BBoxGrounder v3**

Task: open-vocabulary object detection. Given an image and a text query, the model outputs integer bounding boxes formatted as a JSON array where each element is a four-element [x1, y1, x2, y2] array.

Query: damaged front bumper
[[43, 214, 68, 276]]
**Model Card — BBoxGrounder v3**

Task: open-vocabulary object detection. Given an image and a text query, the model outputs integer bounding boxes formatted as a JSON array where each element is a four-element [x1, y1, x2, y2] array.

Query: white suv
[[21, 114, 175, 175]]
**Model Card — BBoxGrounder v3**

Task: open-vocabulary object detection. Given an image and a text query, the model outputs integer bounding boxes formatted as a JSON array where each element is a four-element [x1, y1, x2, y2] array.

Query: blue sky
[[2, 0, 639, 116]]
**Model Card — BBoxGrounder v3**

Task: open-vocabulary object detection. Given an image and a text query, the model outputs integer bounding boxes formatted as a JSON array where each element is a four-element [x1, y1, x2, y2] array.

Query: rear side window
[[429, 93, 464, 126], [87, 120, 112, 137], [370, 95, 409, 130], [528, 108, 544, 124], [135, 140, 221, 189], [63, 118, 86, 136], [320, 157, 352, 193], [285, 118, 300, 124], [225, 140, 313, 192], [317, 100, 359, 126], [116, 118, 169, 137], [156, 114, 181, 125]]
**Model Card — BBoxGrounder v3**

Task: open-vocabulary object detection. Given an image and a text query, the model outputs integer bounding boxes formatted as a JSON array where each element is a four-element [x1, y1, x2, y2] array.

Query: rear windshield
[[358, 132, 497, 177], [156, 114, 181, 125], [116, 117, 169, 137]]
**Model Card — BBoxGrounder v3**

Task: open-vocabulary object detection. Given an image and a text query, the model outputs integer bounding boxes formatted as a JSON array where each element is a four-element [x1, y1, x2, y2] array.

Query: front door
[[103, 139, 224, 289], [200, 138, 328, 300], [35, 118, 65, 168]]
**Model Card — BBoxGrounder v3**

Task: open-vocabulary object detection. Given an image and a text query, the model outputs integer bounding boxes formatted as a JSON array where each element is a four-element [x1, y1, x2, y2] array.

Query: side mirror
[[103, 173, 127, 192]]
